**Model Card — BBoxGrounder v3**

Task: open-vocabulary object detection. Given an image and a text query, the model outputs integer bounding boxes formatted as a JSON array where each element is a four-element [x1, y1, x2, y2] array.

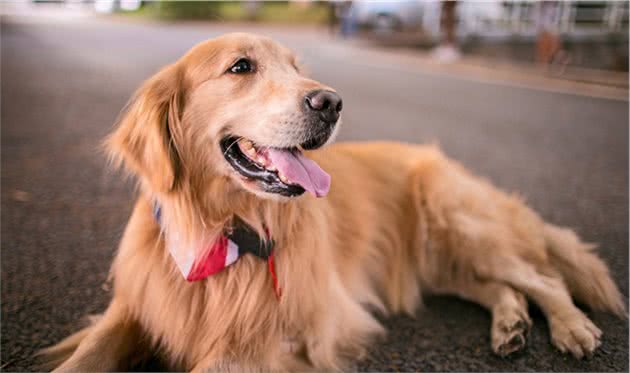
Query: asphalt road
[[2, 13, 628, 372]]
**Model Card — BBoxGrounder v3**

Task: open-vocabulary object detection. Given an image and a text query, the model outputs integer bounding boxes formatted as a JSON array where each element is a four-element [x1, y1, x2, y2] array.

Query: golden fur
[[43, 33, 625, 372]]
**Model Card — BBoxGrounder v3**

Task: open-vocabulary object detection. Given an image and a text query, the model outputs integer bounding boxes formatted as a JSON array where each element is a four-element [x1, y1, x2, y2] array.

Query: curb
[[342, 39, 628, 101]]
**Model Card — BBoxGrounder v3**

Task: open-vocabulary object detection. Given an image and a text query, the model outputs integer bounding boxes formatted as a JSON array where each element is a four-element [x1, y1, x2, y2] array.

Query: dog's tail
[[35, 315, 101, 371], [544, 223, 626, 317]]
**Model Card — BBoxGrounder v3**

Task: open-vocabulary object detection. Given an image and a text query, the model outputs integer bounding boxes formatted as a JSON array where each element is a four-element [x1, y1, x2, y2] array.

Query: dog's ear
[[105, 64, 185, 193]]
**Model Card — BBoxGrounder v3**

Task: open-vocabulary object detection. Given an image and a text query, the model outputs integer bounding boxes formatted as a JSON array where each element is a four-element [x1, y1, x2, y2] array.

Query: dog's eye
[[229, 58, 253, 74]]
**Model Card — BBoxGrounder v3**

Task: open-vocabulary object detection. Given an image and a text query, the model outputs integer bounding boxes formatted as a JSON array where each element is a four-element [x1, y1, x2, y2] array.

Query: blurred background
[[10, 0, 630, 70], [2, 1, 628, 372]]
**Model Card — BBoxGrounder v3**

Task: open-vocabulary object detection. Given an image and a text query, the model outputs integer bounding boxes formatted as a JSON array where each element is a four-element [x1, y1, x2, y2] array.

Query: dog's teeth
[[257, 156, 267, 165], [246, 147, 256, 157], [279, 173, 289, 183], [267, 164, 277, 171], [241, 139, 253, 150]]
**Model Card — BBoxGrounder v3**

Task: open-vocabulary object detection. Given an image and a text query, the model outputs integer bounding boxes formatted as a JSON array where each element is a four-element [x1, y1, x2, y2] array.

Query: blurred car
[[94, 0, 142, 14], [351, 0, 424, 33]]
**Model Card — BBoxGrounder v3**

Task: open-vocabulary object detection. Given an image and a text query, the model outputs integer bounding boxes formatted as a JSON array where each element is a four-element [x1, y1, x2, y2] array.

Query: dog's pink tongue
[[267, 148, 330, 197]]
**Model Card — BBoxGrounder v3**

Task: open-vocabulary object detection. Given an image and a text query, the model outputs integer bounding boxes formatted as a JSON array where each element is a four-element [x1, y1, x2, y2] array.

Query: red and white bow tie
[[153, 202, 282, 298]]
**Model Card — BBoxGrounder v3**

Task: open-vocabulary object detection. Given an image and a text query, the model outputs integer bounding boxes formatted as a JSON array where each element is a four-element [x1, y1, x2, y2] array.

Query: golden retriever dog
[[43, 33, 625, 372]]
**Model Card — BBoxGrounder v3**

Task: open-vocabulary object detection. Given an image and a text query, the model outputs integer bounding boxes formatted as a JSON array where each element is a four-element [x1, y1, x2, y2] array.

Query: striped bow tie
[[153, 202, 282, 298]]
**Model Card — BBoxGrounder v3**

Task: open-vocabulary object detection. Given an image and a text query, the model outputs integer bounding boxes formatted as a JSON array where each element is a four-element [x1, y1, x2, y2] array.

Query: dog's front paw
[[549, 311, 602, 359], [491, 308, 532, 357]]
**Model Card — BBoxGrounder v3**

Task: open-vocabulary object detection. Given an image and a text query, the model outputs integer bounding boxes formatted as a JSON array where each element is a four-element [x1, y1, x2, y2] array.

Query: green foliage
[[253, 2, 330, 24], [148, 1, 224, 20], [134, 1, 330, 24]]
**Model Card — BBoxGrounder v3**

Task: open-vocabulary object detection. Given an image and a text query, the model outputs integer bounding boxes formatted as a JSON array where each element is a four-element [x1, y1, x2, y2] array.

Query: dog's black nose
[[305, 90, 342, 124]]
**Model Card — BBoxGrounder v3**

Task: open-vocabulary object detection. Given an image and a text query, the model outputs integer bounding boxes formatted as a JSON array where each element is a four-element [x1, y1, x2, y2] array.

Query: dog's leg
[[444, 280, 531, 356], [51, 300, 144, 371], [479, 256, 602, 359], [190, 337, 314, 372]]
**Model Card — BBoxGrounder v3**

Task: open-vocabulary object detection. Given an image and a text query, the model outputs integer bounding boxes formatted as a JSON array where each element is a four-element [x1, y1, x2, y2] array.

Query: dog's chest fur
[[111, 210, 387, 368], [108, 145, 437, 369]]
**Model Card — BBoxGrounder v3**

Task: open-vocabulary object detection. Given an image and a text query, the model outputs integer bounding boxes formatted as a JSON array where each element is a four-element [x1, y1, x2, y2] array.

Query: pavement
[[1, 10, 628, 373]]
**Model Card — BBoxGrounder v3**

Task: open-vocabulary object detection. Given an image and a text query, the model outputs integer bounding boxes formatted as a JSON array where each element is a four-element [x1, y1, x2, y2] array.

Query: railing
[[424, 1, 628, 41]]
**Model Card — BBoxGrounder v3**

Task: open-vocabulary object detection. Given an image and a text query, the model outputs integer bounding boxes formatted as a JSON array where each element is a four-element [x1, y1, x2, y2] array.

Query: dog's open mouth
[[220, 136, 331, 198]]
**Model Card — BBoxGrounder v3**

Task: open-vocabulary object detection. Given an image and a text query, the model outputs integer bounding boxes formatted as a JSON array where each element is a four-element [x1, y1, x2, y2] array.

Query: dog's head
[[107, 33, 341, 200]]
